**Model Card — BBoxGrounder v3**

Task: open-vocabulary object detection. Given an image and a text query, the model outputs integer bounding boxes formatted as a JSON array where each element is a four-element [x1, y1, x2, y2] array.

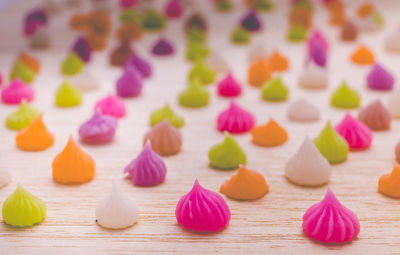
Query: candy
[[96, 181, 138, 229], [79, 110, 117, 144], [141, 9, 166, 31], [261, 76, 289, 102], [29, 27, 51, 49], [52, 136, 95, 184], [186, 27, 207, 43], [176, 180, 230, 232], [245, 0, 273, 12], [358, 99, 391, 131], [116, 65, 142, 98], [24, 8, 47, 36], [164, 0, 183, 19], [378, 165, 400, 198], [366, 63, 394, 91], [208, 132, 246, 170], [120, 0, 137, 8], [124, 141, 167, 186], [188, 61, 216, 85], [217, 101, 255, 133], [248, 58, 271, 87], [150, 104, 184, 128], [215, 0, 232, 12], [335, 113, 372, 150], [10, 61, 35, 84], [18, 52, 40, 74], [185, 14, 207, 33], [186, 41, 210, 62], [241, 11, 262, 32], [61, 52, 84, 76], [217, 72, 242, 97], [55, 80, 82, 107], [268, 50, 289, 72], [0, 169, 10, 189], [151, 38, 174, 56], [248, 43, 269, 63], [231, 27, 251, 44], [205, 51, 228, 73], [385, 30, 400, 52], [116, 22, 142, 42], [308, 40, 326, 67], [72, 36, 91, 63], [125, 53, 152, 78], [331, 81, 361, 109], [388, 91, 400, 118], [110, 41, 133, 66], [307, 30, 329, 54], [2, 184, 46, 227], [1, 79, 34, 104], [251, 118, 288, 147], [351, 45, 374, 65], [6, 100, 40, 130], [313, 121, 349, 164], [341, 20, 358, 41], [302, 189, 360, 243], [287, 25, 307, 42], [69, 69, 100, 91], [16, 115, 54, 151], [287, 99, 319, 122], [94, 94, 126, 118], [143, 119, 182, 156], [178, 79, 209, 108], [220, 165, 269, 200], [298, 62, 328, 89]]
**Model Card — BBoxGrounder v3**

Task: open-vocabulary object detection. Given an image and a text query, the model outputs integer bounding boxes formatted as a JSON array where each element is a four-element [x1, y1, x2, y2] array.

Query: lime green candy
[[208, 132, 247, 170], [373, 12, 384, 26], [231, 27, 251, 45], [186, 28, 207, 44], [188, 61, 216, 85], [261, 77, 289, 102], [5, 100, 40, 130], [119, 9, 140, 23], [55, 80, 82, 107], [287, 25, 307, 42], [61, 52, 84, 76], [186, 41, 210, 62], [313, 121, 349, 164], [178, 79, 209, 108], [331, 81, 360, 109], [2, 184, 46, 227], [10, 61, 35, 84], [150, 104, 184, 128], [141, 9, 166, 32], [252, 0, 273, 12], [215, 0, 232, 12]]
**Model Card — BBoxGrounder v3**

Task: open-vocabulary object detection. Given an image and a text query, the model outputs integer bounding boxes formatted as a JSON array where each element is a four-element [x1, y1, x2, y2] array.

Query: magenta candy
[[124, 141, 167, 186], [165, 0, 183, 19], [116, 66, 143, 98], [125, 54, 152, 78], [217, 72, 242, 97], [366, 63, 394, 91], [217, 101, 255, 133], [120, 0, 137, 8], [175, 179, 231, 232], [151, 38, 174, 56], [307, 30, 329, 54], [303, 188, 360, 244], [79, 110, 118, 144], [94, 94, 126, 118], [1, 79, 34, 105], [335, 113, 372, 150], [309, 40, 327, 67], [72, 36, 91, 63], [24, 9, 47, 36], [241, 11, 262, 32]]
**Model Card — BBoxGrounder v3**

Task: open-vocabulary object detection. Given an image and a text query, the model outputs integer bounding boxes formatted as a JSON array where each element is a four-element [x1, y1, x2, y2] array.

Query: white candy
[[298, 62, 328, 89], [287, 99, 319, 122], [385, 31, 400, 52], [70, 69, 100, 92], [388, 91, 400, 118], [96, 182, 138, 229], [285, 137, 331, 186], [205, 51, 229, 74], [247, 43, 269, 64], [0, 169, 11, 189]]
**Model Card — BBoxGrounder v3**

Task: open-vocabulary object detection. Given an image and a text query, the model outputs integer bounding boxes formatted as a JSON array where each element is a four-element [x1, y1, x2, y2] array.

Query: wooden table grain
[[1, 0, 400, 254]]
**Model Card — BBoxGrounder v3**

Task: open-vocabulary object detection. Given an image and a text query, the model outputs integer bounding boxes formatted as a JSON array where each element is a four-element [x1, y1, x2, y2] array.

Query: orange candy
[[220, 165, 269, 200], [52, 136, 95, 184], [251, 119, 288, 147], [117, 22, 142, 43], [18, 52, 40, 74], [357, 3, 374, 18], [16, 115, 54, 151], [110, 41, 133, 67], [268, 51, 289, 72], [378, 165, 400, 198], [351, 46, 375, 65], [248, 59, 271, 87]]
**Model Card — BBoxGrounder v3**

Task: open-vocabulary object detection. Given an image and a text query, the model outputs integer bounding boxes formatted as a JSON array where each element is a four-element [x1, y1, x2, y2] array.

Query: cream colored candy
[[388, 91, 400, 118], [69, 69, 100, 91], [298, 62, 328, 89], [287, 99, 319, 122]]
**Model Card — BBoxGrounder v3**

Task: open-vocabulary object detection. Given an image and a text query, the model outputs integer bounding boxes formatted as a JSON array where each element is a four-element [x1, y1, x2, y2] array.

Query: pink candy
[[78, 110, 118, 144], [116, 66, 143, 98], [303, 188, 360, 244], [307, 30, 329, 54], [335, 113, 372, 150], [175, 179, 231, 232], [94, 94, 126, 118], [1, 79, 34, 104], [124, 141, 167, 186], [217, 101, 255, 133], [164, 0, 183, 19], [217, 72, 242, 97], [366, 63, 394, 91]]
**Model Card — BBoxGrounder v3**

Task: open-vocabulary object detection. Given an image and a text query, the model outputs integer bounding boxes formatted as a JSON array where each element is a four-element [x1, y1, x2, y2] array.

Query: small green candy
[[261, 76, 289, 102], [55, 80, 82, 107], [186, 27, 207, 44], [186, 41, 210, 62], [10, 61, 35, 84], [61, 52, 84, 76], [178, 79, 209, 108], [141, 9, 166, 32], [119, 9, 140, 23], [150, 103, 184, 128], [188, 61, 216, 85], [373, 12, 384, 26], [331, 81, 361, 109], [252, 0, 273, 12], [231, 27, 251, 45], [215, 0, 232, 12], [287, 25, 307, 42], [5, 100, 40, 130]]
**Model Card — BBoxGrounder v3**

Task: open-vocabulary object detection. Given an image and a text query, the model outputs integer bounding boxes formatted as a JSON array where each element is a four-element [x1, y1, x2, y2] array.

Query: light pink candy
[[175, 179, 230, 232], [307, 30, 329, 54], [217, 72, 242, 97], [335, 113, 372, 150], [303, 188, 360, 244], [217, 101, 255, 133], [1, 78, 34, 104], [94, 94, 126, 118]]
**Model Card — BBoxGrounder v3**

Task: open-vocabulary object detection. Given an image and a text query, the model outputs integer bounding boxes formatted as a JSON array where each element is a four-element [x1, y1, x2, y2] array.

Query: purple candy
[[125, 53, 152, 78], [367, 63, 395, 91], [241, 11, 262, 32], [72, 36, 91, 63], [124, 140, 167, 186], [78, 110, 118, 144], [151, 38, 174, 56], [116, 66, 143, 98], [307, 30, 329, 54], [309, 40, 327, 67], [24, 9, 48, 36]]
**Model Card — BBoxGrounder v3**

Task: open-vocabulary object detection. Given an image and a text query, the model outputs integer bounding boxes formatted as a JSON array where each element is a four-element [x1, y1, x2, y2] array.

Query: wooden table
[[1, 0, 400, 254]]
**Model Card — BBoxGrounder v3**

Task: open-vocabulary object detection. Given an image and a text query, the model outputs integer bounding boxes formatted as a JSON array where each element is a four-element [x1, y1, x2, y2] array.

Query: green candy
[[373, 12, 384, 26], [231, 27, 251, 45], [261, 77, 289, 102], [2, 184, 46, 227], [313, 121, 349, 164], [186, 28, 207, 44], [287, 25, 307, 42], [215, 0, 232, 12], [188, 61, 216, 85], [331, 81, 360, 109], [208, 132, 247, 170], [10, 61, 35, 84], [141, 9, 166, 32], [150, 104, 184, 128], [186, 41, 210, 62], [178, 79, 209, 108], [61, 52, 84, 76], [252, 0, 273, 12], [55, 80, 82, 107], [119, 9, 140, 23], [5, 100, 40, 130]]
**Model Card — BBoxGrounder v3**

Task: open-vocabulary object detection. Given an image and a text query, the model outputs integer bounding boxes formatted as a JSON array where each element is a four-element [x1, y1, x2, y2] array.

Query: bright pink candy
[[94, 94, 126, 118], [307, 30, 329, 54], [335, 113, 372, 150], [303, 188, 360, 244], [124, 141, 167, 186], [79, 110, 118, 144], [116, 66, 143, 98], [175, 179, 231, 232], [217, 101, 255, 133], [217, 72, 242, 97], [1, 79, 34, 105], [366, 63, 394, 91], [164, 0, 183, 19]]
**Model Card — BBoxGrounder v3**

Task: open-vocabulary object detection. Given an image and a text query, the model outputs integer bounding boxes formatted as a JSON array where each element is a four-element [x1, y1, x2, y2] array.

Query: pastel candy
[[1, 79, 34, 104], [143, 119, 182, 156], [358, 100, 391, 131], [217, 72, 242, 97], [351, 45, 374, 65], [287, 99, 319, 122], [6, 100, 40, 130], [185, 14, 207, 33], [24, 8, 47, 36], [164, 0, 183, 19], [307, 30, 329, 54], [94, 94, 126, 118], [141, 9, 166, 31], [205, 51, 228, 73], [178, 79, 209, 108], [217, 101, 255, 133], [16, 115, 54, 151], [245, 0, 273, 11], [331, 81, 360, 109], [125, 53, 152, 78], [79, 111, 118, 144], [188, 61, 216, 85], [366, 63, 394, 91], [335, 113, 372, 150], [186, 41, 210, 62], [61, 52, 84, 76], [152, 38, 174, 56], [261, 76, 289, 102], [208, 132, 246, 170], [341, 20, 358, 41], [251, 118, 288, 147], [298, 62, 328, 89], [385, 30, 400, 52], [69, 69, 100, 91], [18, 52, 40, 74], [231, 27, 251, 44], [150, 104, 184, 128], [55, 80, 82, 107], [72, 36, 91, 63], [110, 41, 133, 66], [287, 25, 307, 42], [117, 22, 142, 42], [268, 51, 289, 72], [10, 61, 35, 84], [241, 11, 262, 32], [378, 165, 400, 198], [30, 27, 51, 49], [215, 0, 232, 12], [308, 40, 327, 67], [248, 59, 271, 87], [116, 65, 143, 98]]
